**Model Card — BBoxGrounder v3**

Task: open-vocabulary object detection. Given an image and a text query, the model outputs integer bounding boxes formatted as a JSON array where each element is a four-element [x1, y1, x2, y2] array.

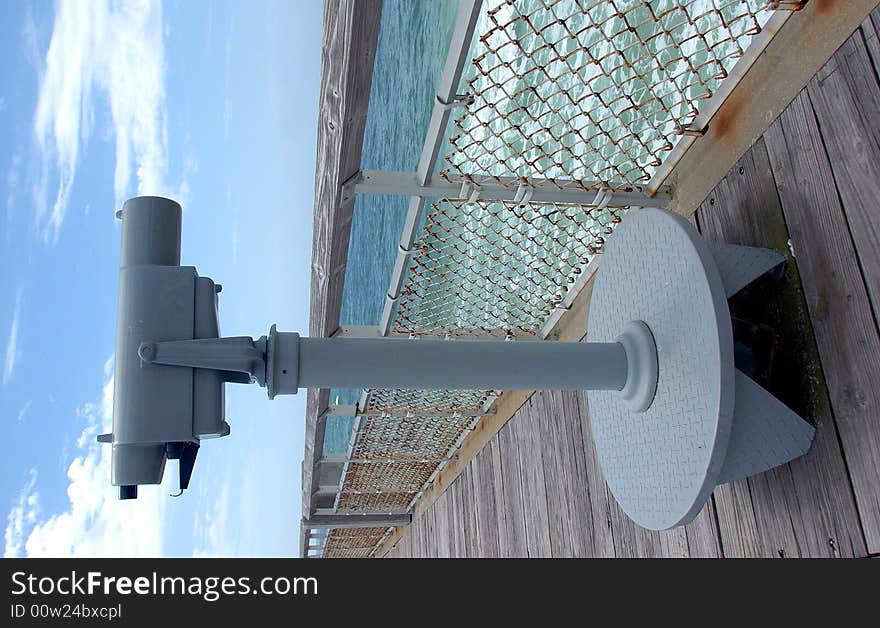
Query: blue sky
[[1, 0, 322, 557]]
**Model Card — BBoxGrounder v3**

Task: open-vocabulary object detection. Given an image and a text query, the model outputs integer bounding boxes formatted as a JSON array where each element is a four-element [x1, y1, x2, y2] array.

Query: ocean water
[[324, 0, 459, 453]]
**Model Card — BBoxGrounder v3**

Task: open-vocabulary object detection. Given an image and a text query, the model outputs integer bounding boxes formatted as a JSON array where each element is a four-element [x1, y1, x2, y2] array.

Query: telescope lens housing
[[107, 197, 229, 499]]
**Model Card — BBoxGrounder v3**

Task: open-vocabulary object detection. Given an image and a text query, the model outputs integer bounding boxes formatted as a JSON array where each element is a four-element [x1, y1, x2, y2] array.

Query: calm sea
[[324, 0, 460, 452]]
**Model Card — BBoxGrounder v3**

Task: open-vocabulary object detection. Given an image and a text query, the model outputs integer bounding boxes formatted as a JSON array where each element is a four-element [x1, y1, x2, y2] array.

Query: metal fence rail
[[315, 0, 792, 559]]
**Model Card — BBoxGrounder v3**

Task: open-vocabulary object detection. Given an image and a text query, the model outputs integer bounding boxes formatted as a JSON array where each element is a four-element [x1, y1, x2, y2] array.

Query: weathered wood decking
[[301, 0, 382, 553], [384, 12, 880, 558]]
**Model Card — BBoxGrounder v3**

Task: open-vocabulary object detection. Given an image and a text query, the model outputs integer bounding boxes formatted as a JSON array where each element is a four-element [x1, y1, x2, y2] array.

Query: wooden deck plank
[[440, 483, 453, 557], [446, 472, 461, 557], [402, 523, 414, 558], [426, 501, 438, 558], [532, 392, 573, 556], [747, 469, 803, 558], [808, 32, 880, 323], [497, 421, 529, 557], [862, 8, 880, 85], [573, 391, 616, 557], [765, 90, 880, 554], [454, 466, 476, 557], [399, 518, 412, 558], [607, 498, 662, 558], [513, 398, 553, 557], [442, 489, 456, 558], [542, 390, 593, 557], [430, 495, 440, 557], [303, 0, 382, 522], [411, 504, 424, 558], [555, 391, 602, 557], [395, 528, 409, 558], [471, 446, 502, 558], [422, 502, 433, 558], [711, 482, 762, 557], [487, 437, 509, 558], [658, 527, 690, 559], [684, 500, 723, 558]]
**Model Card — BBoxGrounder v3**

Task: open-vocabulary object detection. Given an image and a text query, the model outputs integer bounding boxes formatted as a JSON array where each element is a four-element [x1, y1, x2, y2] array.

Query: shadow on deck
[[385, 12, 880, 558]]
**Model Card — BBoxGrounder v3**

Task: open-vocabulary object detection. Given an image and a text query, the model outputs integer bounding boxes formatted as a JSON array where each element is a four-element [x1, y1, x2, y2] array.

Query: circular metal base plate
[[588, 209, 735, 530]]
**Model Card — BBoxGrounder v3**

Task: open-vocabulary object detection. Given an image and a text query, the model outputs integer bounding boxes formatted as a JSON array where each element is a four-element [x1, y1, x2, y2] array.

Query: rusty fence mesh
[[441, 0, 774, 188], [351, 414, 475, 460], [393, 198, 625, 337], [322, 0, 784, 558], [323, 527, 391, 559], [364, 388, 491, 414]]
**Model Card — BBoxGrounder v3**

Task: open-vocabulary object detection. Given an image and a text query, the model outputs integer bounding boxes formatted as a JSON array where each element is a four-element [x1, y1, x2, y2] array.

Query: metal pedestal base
[[588, 209, 816, 530]]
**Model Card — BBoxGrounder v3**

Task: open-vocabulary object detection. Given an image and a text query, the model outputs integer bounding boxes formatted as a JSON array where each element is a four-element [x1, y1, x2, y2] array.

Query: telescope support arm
[[138, 336, 268, 386]]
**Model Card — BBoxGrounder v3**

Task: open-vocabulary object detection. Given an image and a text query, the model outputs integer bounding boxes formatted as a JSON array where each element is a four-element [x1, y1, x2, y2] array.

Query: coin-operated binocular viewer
[[105, 196, 814, 531]]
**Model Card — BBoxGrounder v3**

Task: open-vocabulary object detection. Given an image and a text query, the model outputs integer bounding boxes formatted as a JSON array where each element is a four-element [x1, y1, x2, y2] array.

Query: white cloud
[[3, 357, 171, 557], [192, 484, 232, 557], [3, 289, 23, 385], [32, 0, 177, 244], [3, 469, 40, 558], [16, 400, 32, 423]]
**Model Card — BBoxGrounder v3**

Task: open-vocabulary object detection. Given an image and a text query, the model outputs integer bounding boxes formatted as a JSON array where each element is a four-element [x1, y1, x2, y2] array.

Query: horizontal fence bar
[[324, 544, 384, 551], [334, 325, 543, 340], [320, 455, 460, 465], [302, 514, 412, 529], [321, 403, 494, 418], [349, 170, 671, 207], [328, 489, 424, 496], [312, 509, 411, 518]]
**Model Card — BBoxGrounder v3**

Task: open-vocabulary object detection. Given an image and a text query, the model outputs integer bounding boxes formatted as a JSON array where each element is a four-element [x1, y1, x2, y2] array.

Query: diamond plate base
[[588, 209, 735, 530]]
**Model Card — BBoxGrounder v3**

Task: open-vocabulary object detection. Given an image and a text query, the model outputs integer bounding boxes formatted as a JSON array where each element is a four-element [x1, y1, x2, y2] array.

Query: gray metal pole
[[294, 336, 627, 392]]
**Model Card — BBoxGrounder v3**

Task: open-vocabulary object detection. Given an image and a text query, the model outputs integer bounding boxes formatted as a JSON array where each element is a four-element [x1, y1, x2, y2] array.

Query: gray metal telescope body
[[106, 197, 644, 500]]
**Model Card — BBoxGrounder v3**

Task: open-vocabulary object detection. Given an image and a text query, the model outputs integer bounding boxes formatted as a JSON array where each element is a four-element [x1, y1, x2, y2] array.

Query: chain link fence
[[394, 198, 624, 337], [441, 0, 772, 188]]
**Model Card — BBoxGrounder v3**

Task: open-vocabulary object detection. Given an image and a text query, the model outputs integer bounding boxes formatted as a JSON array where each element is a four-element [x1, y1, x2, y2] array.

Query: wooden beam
[[664, 0, 880, 217], [302, 0, 383, 526], [303, 514, 411, 529]]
